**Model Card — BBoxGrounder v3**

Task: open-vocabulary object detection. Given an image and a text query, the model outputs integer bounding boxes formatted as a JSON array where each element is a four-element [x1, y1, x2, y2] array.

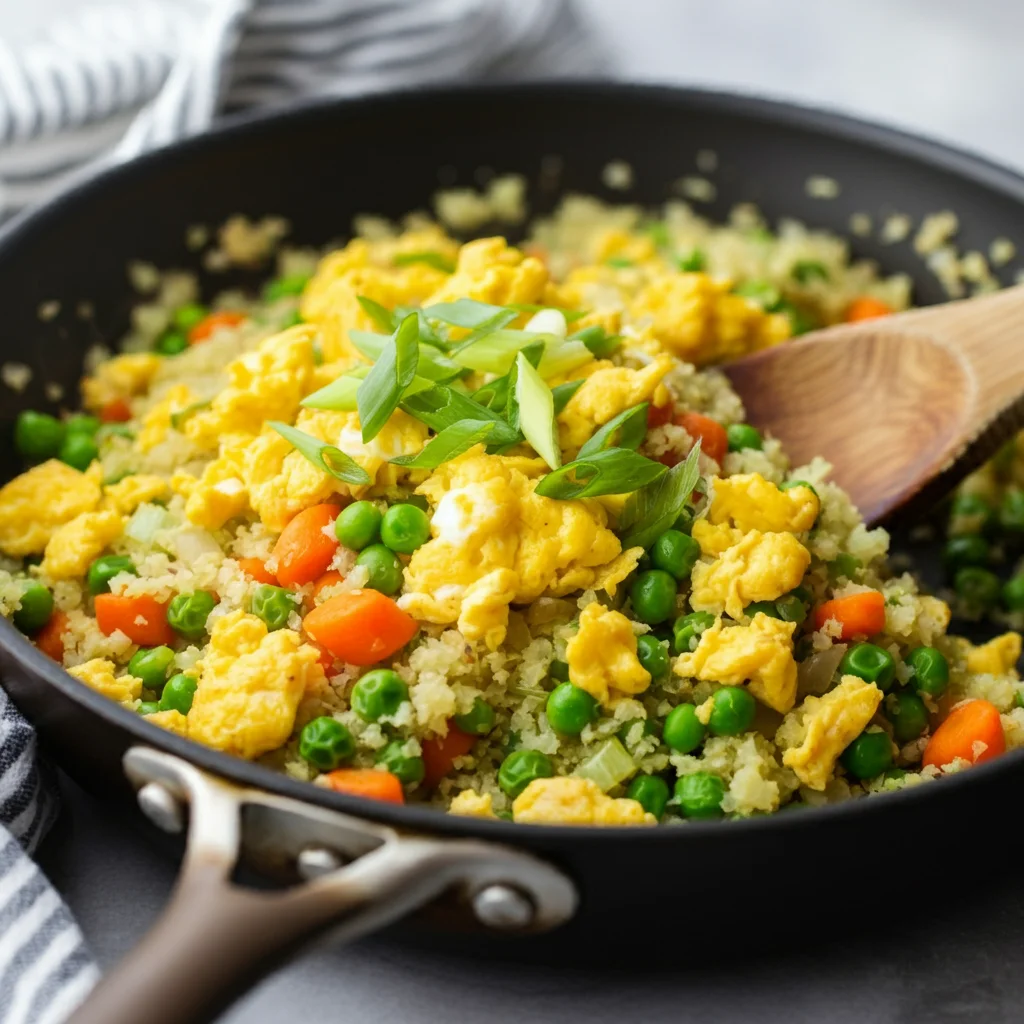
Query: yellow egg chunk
[[81, 353, 162, 411], [690, 530, 811, 621], [674, 612, 798, 713], [102, 474, 171, 515], [557, 355, 674, 451], [692, 520, 745, 557], [512, 776, 655, 825], [629, 272, 790, 365], [400, 452, 633, 648], [0, 460, 102, 557], [448, 790, 497, 818], [135, 384, 195, 452], [187, 610, 325, 760], [146, 709, 189, 737], [68, 659, 142, 707], [41, 509, 124, 579], [565, 601, 650, 705], [966, 633, 1022, 676], [775, 675, 884, 790], [708, 474, 819, 533], [179, 446, 248, 530], [424, 237, 547, 310]]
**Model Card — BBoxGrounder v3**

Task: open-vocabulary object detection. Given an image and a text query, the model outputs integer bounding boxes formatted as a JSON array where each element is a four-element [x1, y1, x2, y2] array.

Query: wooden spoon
[[720, 284, 1024, 525]]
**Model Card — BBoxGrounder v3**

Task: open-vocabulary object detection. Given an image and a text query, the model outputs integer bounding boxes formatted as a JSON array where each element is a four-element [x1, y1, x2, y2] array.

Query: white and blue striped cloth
[[0, 2, 603, 1020]]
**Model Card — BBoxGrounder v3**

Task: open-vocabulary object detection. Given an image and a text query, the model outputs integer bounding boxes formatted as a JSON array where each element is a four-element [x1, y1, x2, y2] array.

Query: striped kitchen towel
[[0, 2, 604, 1021]]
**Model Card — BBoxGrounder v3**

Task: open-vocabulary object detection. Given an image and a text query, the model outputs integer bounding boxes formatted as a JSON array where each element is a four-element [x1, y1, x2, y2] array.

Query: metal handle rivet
[[137, 781, 185, 834], [471, 883, 535, 930], [297, 846, 345, 880]]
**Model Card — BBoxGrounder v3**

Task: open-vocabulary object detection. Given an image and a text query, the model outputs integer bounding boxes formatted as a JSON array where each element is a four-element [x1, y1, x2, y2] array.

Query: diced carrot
[[36, 611, 69, 661], [673, 411, 728, 464], [422, 723, 477, 788], [845, 296, 893, 323], [323, 768, 405, 804], [237, 557, 278, 585], [273, 504, 339, 587], [94, 593, 174, 647], [646, 401, 675, 429], [812, 590, 886, 640], [312, 642, 335, 674], [188, 311, 247, 344], [312, 570, 345, 600], [100, 398, 132, 423], [303, 590, 417, 666], [922, 699, 1005, 769]]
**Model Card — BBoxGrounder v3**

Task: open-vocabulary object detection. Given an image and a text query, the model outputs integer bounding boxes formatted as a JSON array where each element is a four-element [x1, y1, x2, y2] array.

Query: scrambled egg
[[966, 633, 1022, 676], [707, 474, 819, 533], [690, 530, 811, 621], [566, 601, 650, 705], [776, 675, 884, 790], [185, 611, 325, 759], [136, 384, 195, 452], [0, 460, 101, 556], [82, 353, 162, 411], [557, 355, 674, 450], [41, 510, 124, 579], [424, 237, 547, 311], [147, 709, 188, 736], [448, 790, 497, 818], [675, 612, 798, 713], [512, 776, 655, 825], [102, 474, 171, 515], [68, 659, 141, 706], [400, 452, 640, 648]]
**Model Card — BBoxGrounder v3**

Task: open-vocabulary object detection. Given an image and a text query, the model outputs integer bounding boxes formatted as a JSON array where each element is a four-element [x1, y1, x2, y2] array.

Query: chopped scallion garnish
[[269, 421, 371, 486]]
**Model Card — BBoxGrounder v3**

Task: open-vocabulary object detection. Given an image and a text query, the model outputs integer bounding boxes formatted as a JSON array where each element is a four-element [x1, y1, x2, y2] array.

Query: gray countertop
[[16, 1, 1024, 1020]]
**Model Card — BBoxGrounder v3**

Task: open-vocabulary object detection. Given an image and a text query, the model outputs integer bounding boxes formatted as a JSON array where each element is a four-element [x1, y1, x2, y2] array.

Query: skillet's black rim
[[4, 79, 1024, 843]]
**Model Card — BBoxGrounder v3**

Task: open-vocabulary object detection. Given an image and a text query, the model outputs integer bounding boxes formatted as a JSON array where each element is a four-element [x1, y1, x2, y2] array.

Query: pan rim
[[4, 79, 1024, 843]]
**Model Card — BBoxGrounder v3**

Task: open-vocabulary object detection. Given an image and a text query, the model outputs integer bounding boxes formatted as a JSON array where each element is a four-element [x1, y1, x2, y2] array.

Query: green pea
[[775, 592, 808, 624], [453, 697, 495, 736], [334, 500, 382, 550], [674, 249, 704, 274], [840, 730, 893, 780], [839, 642, 896, 691], [1004, 574, 1024, 612], [173, 303, 208, 332], [673, 610, 715, 654], [351, 668, 408, 722], [65, 414, 100, 436], [674, 772, 725, 818], [626, 775, 670, 818], [780, 479, 819, 498], [12, 581, 54, 633], [155, 330, 188, 355], [158, 674, 197, 715], [14, 410, 65, 461], [726, 423, 763, 452], [636, 634, 670, 679], [59, 432, 99, 471], [546, 682, 599, 735], [949, 492, 993, 535], [828, 553, 861, 583], [1016, 690, 1024, 710], [999, 489, 1024, 533], [792, 259, 829, 284], [708, 686, 756, 736], [299, 716, 355, 770], [905, 646, 949, 697], [549, 659, 570, 682], [780, 302, 819, 337], [127, 645, 175, 690], [943, 535, 989, 575], [250, 584, 296, 631], [263, 275, 310, 301], [166, 591, 217, 639], [955, 567, 1001, 611], [630, 570, 678, 625], [138, 701, 161, 716], [663, 703, 706, 753], [884, 690, 928, 744], [650, 530, 701, 581], [498, 749, 554, 800], [375, 741, 425, 785], [745, 601, 781, 619], [87, 555, 137, 595], [356, 543, 404, 596], [380, 503, 431, 554]]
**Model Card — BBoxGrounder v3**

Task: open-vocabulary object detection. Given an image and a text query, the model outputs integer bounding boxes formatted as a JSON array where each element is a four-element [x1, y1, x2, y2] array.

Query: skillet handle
[[68, 747, 576, 1024]]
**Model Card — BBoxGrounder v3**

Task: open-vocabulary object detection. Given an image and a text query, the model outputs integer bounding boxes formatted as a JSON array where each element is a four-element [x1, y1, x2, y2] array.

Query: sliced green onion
[[357, 295, 396, 333], [126, 503, 173, 543], [606, 256, 634, 269], [401, 384, 520, 447], [170, 400, 212, 431], [422, 298, 508, 328], [535, 448, 665, 500], [552, 380, 585, 415], [356, 314, 420, 443], [513, 351, 560, 470], [569, 324, 621, 359], [575, 737, 636, 791], [349, 329, 461, 383], [393, 251, 455, 273], [390, 420, 496, 469], [269, 421, 371, 485], [508, 303, 586, 323], [475, 341, 544, 415], [619, 443, 703, 550], [578, 403, 648, 458], [302, 367, 433, 411]]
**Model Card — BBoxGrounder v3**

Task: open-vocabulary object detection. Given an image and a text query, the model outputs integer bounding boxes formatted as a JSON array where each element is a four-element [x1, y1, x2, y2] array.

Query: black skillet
[[3, 83, 1024, 1024]]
